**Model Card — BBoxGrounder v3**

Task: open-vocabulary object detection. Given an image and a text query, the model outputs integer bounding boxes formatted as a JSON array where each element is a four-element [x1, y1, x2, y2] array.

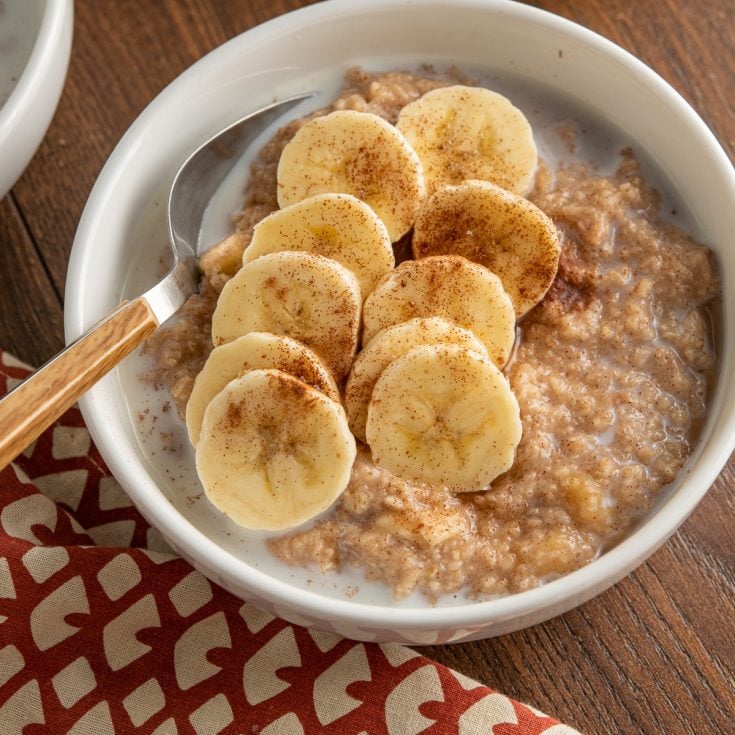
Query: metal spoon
[[0, 93, 312, 469]]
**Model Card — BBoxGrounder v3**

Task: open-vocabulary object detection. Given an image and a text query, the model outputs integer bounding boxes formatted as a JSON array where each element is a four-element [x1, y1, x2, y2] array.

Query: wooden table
[[1, 1, 732, 732]]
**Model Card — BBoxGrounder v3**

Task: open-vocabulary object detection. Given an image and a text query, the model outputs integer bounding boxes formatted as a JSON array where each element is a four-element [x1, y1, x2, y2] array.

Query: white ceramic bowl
[[65, 0, 735, 644], [0, 0, 73, 200]]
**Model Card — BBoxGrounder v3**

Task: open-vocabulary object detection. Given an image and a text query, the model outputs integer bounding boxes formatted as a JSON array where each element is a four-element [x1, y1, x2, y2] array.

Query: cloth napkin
[[0, 351, 582, 734]]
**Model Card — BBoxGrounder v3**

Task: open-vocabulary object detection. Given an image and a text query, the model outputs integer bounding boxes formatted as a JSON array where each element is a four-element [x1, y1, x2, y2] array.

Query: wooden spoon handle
[[0, 298, 158, 470]]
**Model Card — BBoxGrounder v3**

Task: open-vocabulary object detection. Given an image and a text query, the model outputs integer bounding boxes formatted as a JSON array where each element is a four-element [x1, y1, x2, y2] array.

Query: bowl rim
[[66, 0, 735, 630], [0, 0, 71, 143]]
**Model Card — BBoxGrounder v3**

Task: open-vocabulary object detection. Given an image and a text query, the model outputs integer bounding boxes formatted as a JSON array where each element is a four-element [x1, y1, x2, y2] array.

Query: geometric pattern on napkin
[[0, 351, 582, 734]]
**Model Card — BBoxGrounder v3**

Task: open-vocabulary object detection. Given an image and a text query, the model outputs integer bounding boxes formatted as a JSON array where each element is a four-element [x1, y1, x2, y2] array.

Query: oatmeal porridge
[[143, 68, 719, 601]]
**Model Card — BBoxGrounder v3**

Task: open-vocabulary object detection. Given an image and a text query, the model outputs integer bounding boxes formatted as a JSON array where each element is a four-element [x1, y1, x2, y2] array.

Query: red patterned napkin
[[0, 351, 582, 734]]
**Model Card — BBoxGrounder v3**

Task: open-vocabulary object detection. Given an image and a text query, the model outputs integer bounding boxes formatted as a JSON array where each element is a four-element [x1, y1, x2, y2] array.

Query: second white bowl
[[0, 0, 73, 200]]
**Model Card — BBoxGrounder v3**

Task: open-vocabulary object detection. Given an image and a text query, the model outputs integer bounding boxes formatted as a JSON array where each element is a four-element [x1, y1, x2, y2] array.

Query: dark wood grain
[[0, 195, 64, 365], [0, 1, 732, 733]]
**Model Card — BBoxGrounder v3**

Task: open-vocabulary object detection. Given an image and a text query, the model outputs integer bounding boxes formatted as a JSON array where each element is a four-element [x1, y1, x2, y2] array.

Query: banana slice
[[413, 180, 560, 317], [396, 85, 537, 195], [365, 344, 521, 491], [197, 369, 356, 531], [345, 316, 488, 443], [211, 251, 361, 380], [199, 232, 248, 278], [186, 332, 340, 447], [276, 110, 426, 242], [362, 255, 515, 368], [243, 192, 394, 298]]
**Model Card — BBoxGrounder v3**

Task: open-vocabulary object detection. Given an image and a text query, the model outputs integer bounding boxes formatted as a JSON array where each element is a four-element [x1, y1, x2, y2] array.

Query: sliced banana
[[197, 369, 356, 531], [211, 251, 361, 380], [365, 344, 521, 491], [345, 316, 488, 443], [375, 503, 468, 548], [362, 255, 515, 368], [276, 110, 426, 242], [396, 85, 537, 195], [243, 192, 394, 299], [413, 180, 560, 317], [186, 332, 340, 447], [199, 232, 248, 278]]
